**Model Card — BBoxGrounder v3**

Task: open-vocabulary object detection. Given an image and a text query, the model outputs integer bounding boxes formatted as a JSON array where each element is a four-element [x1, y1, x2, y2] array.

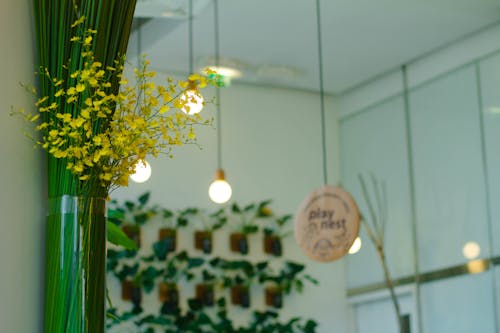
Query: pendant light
[[181, 0, 204, 115], [131, 21, 152, 183], [208, 0, 232, 204]]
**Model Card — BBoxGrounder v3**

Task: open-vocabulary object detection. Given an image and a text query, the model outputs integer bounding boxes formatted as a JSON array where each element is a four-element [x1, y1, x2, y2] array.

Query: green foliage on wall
[[106, 192, 318, 333]]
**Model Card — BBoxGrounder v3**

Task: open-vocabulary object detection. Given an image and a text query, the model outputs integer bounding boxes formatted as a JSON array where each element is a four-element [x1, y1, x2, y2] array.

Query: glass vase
[[44, 196, 107, 333]]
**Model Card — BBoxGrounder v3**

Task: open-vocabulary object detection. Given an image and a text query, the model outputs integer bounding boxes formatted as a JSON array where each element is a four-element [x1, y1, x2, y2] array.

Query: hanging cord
[[214, 0, 222, 169], [315, 0, 328, 185], [137, 20, 142, 67], [188, 0, 194, 74]]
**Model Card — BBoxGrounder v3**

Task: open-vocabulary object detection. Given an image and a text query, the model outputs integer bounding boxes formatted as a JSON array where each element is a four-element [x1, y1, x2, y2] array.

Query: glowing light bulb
[[130, 160, 152, 183], [208, 169, 232, 204], [180, 89, 204, 115], [348, 236, 362, 254], [463, 241, 480, 260]]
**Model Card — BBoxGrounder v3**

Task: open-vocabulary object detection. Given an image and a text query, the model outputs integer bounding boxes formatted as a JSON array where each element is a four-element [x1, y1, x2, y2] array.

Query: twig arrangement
[[358, 173, 404, 332]]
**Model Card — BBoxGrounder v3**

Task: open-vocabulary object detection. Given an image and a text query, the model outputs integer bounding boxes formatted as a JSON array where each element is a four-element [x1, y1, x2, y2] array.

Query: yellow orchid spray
[[19, 25, 213, 198]]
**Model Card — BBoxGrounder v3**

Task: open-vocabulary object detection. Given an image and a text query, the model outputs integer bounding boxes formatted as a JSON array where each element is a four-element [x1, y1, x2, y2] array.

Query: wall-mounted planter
[[195, 283, 214, 306], [122, 224, 141, 248], [158, 228, 177, 253], [265, 286, 283, 308], [231, 285, 250, 308], [194, 231, 212, 254], [121, 280, 142, 305], [230, 233, 248, 254], [263, 235, 282, 256], [159, 282, 179, 314]]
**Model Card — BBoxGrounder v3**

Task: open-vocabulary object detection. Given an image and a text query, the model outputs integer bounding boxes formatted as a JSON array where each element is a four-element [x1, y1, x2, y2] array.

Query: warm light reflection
[[348, 237, 362, 254], [130, 160, 152, 183], [466, 259, 488, 274], [462, 241, 481, 260]]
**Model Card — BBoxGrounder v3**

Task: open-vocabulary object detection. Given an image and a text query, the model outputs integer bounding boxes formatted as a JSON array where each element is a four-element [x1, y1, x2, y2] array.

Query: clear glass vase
[[44, 196, 107, 333]]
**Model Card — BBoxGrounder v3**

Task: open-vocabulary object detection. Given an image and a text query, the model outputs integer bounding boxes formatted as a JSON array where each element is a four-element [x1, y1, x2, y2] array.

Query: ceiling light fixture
[[181, 0, 204, 115], [348, 237, 362, 254], [208, 0, 232, 204], [130, 160, 152, 183], [129, 24, 152, 184]]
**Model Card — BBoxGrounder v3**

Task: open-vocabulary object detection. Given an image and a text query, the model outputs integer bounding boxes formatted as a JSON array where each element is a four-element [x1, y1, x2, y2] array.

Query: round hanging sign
[[294, 185, 360, 262]]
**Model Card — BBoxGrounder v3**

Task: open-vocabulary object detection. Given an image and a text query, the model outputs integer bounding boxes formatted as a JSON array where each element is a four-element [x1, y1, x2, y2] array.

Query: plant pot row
[[122, 226, 283, 256], [122, 281, 284, 309]]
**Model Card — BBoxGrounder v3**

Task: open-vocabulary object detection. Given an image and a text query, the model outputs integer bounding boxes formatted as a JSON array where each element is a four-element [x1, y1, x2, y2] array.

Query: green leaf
[[243, 203, 255, 212], [138, 192, 151, 206], [242, 225, 259, 234], [177, 216, 188, 227], [108, 208, 125, 220], [153, 240, 169, 260], [107, 221, 138, 250], [163, 209, 174, 219], [134, 212, 149, 225], [188, 298, 202, 311], [231, 203, 241, 213], [188, 257, 205, 269], [125, 201, 135, 212]]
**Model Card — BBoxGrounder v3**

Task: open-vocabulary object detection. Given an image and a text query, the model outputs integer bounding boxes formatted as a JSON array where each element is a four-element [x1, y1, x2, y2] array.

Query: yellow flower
[[84, 36, 92, 45], [76, 83, 85, 92]]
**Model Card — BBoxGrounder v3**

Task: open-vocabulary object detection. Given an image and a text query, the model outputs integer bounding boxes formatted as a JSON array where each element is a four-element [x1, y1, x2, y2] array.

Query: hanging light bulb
[[180, 86, 204, 115], [209, 168, 232, 204], [208, 0, 232, 205], [130, 160, 152, 183], [181, 0, 204, 116]]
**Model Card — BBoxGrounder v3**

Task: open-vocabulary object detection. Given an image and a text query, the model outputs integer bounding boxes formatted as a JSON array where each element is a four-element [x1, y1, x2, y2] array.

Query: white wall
[[0, 0, 45, 332], [110, 81, 353, 332]]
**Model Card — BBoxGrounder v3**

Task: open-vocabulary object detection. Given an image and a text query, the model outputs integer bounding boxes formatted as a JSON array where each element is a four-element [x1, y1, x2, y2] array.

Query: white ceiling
[[132, 0, 500, 95]]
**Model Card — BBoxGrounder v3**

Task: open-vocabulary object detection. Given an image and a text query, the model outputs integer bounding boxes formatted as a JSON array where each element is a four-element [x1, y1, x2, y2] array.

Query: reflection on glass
[[462, 241, 481, 260], [466, 259, 488, 274]]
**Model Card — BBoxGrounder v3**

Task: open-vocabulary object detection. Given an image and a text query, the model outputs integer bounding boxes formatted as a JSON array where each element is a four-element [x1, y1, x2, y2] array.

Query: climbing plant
[[106, 192, 318, 332]]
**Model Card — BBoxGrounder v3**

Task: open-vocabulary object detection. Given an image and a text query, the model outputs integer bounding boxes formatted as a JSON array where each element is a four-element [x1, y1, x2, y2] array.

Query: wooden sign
[[294, 185, 360, 262]]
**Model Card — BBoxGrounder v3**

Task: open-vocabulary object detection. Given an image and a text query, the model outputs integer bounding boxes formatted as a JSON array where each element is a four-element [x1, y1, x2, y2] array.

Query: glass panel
[[355, 292, 417, 333], [421, 271, 496, 333], [478, 53, 500, 257], [496, 266, 500, 326], [341, 97, 414, 288], [409, 66, 490, 272]]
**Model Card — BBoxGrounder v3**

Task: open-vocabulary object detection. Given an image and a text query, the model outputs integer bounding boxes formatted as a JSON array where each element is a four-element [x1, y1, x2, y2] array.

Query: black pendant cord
[[188, 0, 194, 74], [315, 0, 328, 186], [214, 0, 222, 169], [137, 21, 142, 67]]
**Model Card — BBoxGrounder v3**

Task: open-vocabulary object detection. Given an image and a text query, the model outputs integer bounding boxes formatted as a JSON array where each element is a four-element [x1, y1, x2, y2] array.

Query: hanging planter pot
[[121, 280, 142, 306], [230, 232, 248, 254], [195, 283, 215, 307], [265, 285, 283, 308], [159, 282, 179, 314], [158, 228, 177, 253], [263, 235, 282, 256], [231, 285, 250, 308], [194, 231, 212, 254], [122, 224, 141, 248]]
